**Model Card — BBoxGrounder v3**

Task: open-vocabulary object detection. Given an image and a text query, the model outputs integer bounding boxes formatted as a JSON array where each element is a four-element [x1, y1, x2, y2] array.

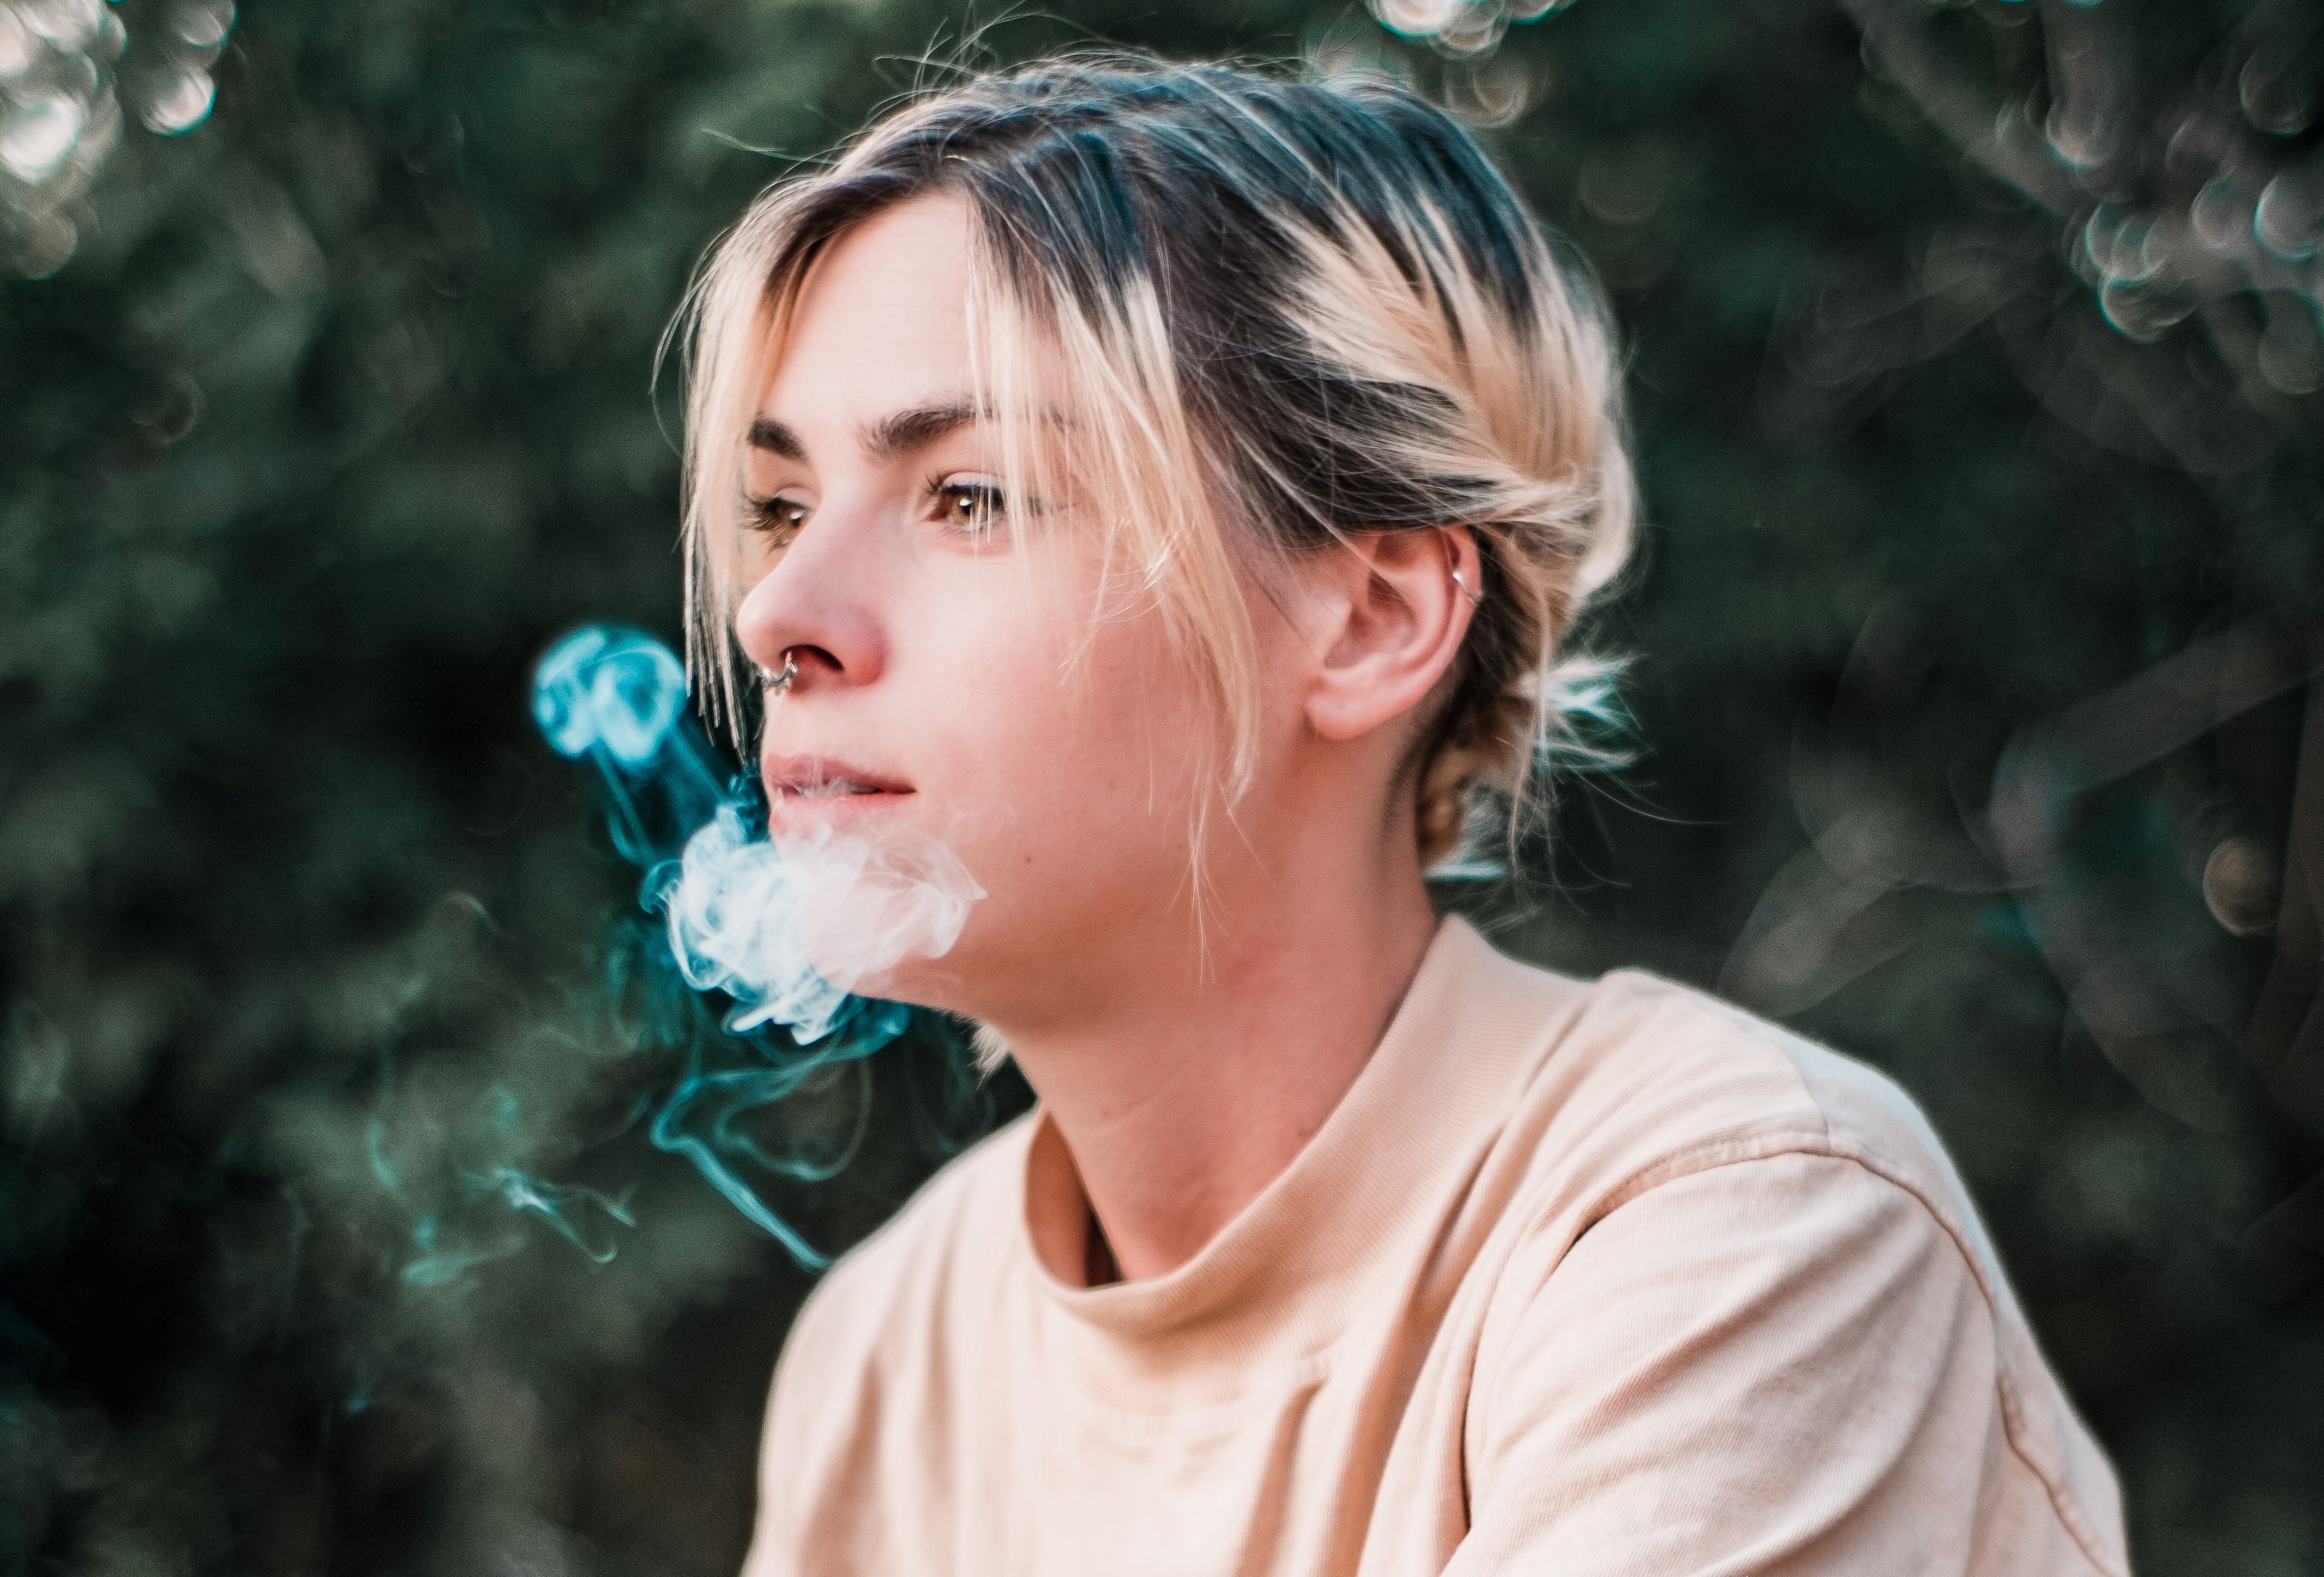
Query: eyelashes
[[743, 493, 810, 546]]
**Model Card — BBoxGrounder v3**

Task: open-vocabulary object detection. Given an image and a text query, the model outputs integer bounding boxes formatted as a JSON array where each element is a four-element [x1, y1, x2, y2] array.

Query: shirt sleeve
[[1450, 1150, 2103, 1577]]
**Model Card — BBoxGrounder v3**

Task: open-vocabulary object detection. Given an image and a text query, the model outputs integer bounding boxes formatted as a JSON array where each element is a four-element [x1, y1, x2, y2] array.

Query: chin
[[853, 952, 974, 1014]]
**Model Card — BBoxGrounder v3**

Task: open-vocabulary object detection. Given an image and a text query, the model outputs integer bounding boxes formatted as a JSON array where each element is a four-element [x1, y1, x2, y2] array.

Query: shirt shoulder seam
[[1583, 1138, 2124, 1577]]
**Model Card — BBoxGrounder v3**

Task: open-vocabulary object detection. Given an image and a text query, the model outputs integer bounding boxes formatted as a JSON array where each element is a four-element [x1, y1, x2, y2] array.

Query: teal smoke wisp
[[531, 623, 925, 1269]]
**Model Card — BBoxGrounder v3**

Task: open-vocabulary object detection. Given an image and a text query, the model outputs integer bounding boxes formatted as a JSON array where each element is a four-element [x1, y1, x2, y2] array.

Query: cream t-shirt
[[741, 917, 2129, 1576]]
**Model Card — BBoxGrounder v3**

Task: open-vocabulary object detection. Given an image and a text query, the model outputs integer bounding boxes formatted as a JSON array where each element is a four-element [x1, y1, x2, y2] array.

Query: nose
[[732, 500, 890, 697]]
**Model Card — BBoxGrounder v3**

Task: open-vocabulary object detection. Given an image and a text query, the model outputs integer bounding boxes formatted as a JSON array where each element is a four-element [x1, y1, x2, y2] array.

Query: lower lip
[[763, 788, 913, 828]]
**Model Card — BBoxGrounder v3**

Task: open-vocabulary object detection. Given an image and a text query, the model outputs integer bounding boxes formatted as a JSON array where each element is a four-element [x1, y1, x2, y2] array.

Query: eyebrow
[[747, 417, 805, 460], [866, 400, 980, 461], [746, 400, 983, 465]]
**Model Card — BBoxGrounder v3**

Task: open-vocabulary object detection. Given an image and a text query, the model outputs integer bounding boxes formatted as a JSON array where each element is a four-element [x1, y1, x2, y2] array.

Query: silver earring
[[757, 650, 797, 695], [1450, 568, 1482, 607]]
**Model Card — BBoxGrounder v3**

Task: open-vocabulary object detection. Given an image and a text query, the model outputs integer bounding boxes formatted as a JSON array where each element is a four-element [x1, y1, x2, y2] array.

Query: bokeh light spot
[[0, 89, 85, 182], [138, 62, 212, 134]]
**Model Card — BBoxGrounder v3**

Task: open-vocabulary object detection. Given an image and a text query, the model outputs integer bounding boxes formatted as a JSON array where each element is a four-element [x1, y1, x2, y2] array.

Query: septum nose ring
[[757, 650, 798, 696]]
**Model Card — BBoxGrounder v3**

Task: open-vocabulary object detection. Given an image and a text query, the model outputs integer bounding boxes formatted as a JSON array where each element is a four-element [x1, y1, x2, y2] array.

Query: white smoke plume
[[657, 805, 984, 1044]]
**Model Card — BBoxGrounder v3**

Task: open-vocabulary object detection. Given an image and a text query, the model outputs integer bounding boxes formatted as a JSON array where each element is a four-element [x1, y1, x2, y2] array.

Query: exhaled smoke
[[659, 809, 981, 1043], [528, 623, 982, 1267]]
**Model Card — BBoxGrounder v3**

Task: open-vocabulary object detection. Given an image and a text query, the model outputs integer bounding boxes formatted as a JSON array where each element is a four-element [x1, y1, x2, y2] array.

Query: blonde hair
[[674, 56, 1634, 865]]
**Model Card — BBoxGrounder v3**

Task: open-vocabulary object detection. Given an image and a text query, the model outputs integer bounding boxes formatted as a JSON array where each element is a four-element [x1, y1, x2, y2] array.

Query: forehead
[[758, 194, 978, 429]]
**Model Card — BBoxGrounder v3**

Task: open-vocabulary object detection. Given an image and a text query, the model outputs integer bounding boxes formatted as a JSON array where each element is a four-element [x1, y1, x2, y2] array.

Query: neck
[[988, 811, 1441, 1285]]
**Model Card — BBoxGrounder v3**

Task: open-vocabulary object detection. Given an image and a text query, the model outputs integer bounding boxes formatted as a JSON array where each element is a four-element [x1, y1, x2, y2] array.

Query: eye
[[933, 479, 1004, 536], [744, 493, 809, 546]]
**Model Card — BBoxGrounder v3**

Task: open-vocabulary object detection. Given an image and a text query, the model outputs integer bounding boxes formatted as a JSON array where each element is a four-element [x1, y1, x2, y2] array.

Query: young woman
[[674, 56, 2130, 1577]]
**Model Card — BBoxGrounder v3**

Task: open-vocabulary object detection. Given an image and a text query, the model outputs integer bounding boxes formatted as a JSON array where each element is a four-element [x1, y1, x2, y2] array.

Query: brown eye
[[936, 481, 1003, 534], [746, 495, 809, 543]]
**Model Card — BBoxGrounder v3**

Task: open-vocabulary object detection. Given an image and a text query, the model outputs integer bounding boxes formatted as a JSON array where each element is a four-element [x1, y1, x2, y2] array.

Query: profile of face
[[732, 197, 1240, 1024], [729, 196, 1470, 1030]]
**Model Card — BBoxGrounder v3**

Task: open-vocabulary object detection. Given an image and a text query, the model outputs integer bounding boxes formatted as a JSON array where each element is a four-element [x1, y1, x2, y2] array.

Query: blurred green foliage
[[2, 0, 2320, 1572]]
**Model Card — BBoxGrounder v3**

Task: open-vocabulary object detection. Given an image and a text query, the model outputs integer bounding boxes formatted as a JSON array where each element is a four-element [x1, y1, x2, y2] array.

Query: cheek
[[933, 601, 1212, 912]]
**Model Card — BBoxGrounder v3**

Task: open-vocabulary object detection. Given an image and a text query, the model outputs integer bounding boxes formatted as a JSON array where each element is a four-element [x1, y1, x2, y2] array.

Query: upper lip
[[760, 754, 913, 798]]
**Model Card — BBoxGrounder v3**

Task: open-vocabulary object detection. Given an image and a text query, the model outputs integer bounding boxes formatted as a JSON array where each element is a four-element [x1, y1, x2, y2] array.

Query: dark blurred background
[[4, 0, 2321, 1570]]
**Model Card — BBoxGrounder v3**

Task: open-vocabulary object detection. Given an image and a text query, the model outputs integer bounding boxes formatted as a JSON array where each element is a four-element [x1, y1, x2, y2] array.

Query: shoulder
[[1493, 959, 1992, 1277], [1466, 954, 2128, 1574], [744, 1116, 1035, 1573], [1474, 951, 2036, 1391], [769, 1111, 1033, 1426]]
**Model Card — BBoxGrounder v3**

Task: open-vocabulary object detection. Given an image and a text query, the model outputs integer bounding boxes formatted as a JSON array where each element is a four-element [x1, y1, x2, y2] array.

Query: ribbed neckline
[[1011, 915, 1577, 1409]]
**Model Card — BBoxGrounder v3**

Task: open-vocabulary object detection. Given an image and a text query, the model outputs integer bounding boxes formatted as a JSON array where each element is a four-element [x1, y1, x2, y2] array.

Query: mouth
[[774, 779, 894, 800], [761, 755, 914, 812]]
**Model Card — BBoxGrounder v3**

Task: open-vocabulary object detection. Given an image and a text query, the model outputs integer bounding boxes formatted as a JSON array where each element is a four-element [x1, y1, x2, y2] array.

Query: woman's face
[[731, 195, 1301, 1021]]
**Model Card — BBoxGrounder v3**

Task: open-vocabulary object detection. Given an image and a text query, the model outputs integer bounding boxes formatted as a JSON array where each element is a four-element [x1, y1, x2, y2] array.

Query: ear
[[1304, 526, 1478, 744]]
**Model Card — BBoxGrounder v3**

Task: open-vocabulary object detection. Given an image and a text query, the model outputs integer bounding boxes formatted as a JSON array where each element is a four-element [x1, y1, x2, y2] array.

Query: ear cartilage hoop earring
[[1449, 568, 1482, 608], [758, 650, 798, 696]]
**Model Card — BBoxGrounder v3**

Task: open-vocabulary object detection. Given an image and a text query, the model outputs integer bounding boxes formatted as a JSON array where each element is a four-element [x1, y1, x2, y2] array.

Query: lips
[[776, 777, 885, 800], [760, 754, 913, 808]]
